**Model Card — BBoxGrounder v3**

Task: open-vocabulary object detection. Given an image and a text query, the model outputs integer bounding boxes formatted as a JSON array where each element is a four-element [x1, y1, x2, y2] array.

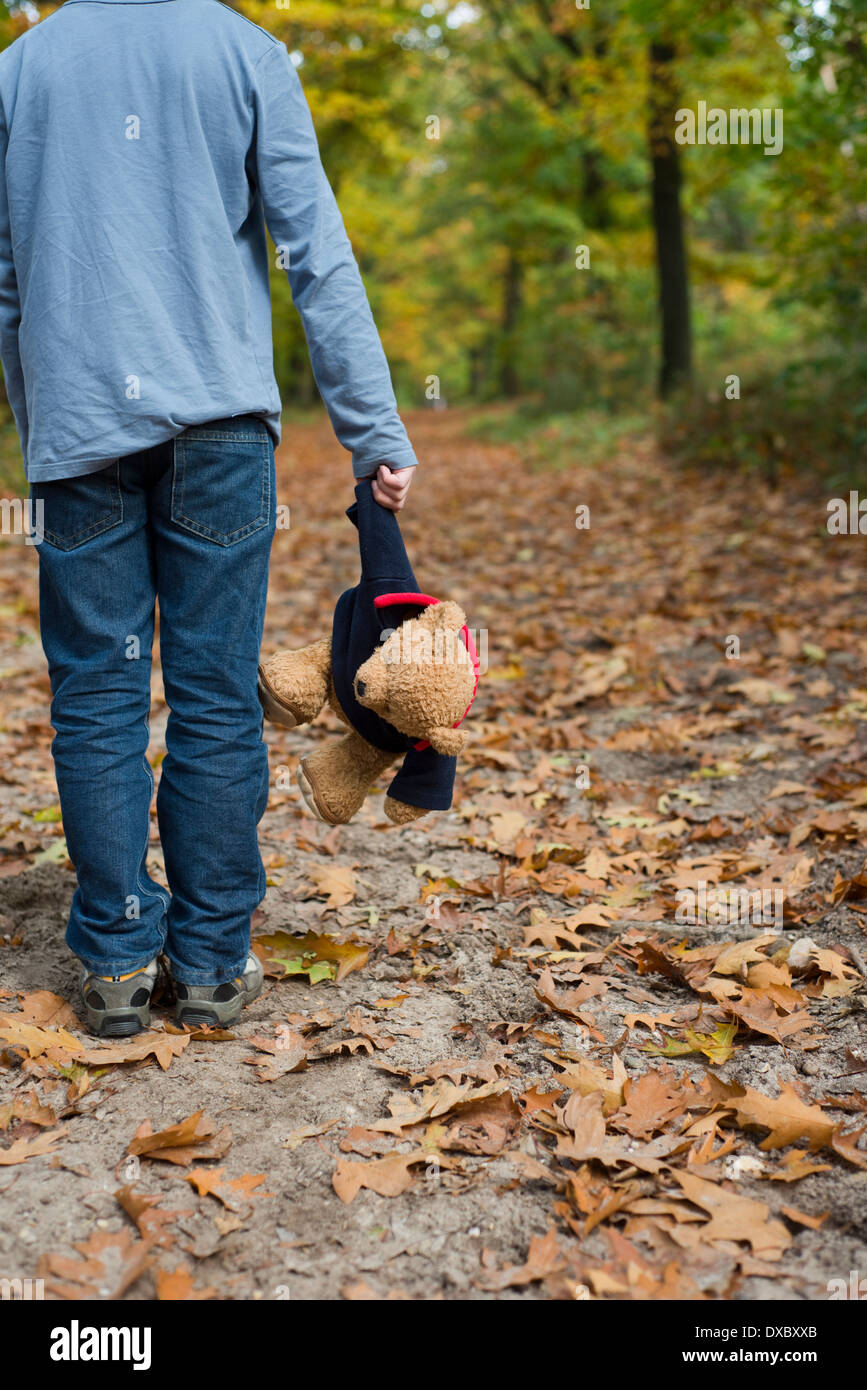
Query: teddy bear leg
[[383, 796, 429, 825], [258, 637, 332, 729], [296, 730, 396, 825]]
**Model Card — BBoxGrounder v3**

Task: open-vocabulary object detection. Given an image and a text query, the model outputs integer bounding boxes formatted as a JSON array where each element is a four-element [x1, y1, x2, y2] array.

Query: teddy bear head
[[353, 600, 477, 755]]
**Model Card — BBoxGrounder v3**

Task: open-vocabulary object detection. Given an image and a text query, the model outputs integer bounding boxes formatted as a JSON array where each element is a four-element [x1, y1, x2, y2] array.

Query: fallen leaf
[[830, 1125, 867, 1170], [371, 1079, 509, 1135], [728, 678, 794, 707], [283, 1120, 340, 1150], [534, 969, 604, 1024], [244, 1026, 310, 1081], [128, 1110, 231, 1166], [0, 1016, 82, 1059], [14, 991, 81, 1029], [341, 1280, 414, 1300], [214, 1212, 246, 1236], [545, 1052, 625, 1113], [338, 1126, 397, 1157], [779, 1205, 827, 1230], [0, 1089, 57, 1131], [644, 1023, 738, 1066], [767, 782, 809, 800], [38, 1228, 153, 1299], [612, 1069, 689, 1139], [164, 1022, 236, 1041], [115, 1185, 192, 1248], [765, 1151, 833, 1182], [306, 863, 357, 908], [154, 1265, 217, 1300], [726, 1082, 835, 1151], [518, 1085, 566, 1118], [722, 991, 818, 1047], [322, 1007, 395, 1054], [476, 1228, 567, 1291], [184, 1167, 271, 1211], [76, 1032, 190, 1072], [333, 1150, 452, 1203], [570, 903, 619, 929], [671, 1170, 790, 1260], [435, 1089, 522, 1155], [557, 1092, 687, 1173], [0, 1126, 68, 1165], [488, 810, 528, 845], [624, 1011, 681, 1032], [709, 937, 777, 977], [253, 929, 369, 984]]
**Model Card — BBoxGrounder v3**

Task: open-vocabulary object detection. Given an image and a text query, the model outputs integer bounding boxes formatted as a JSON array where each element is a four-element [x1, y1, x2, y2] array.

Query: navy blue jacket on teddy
[[330, 479, 476, 813]]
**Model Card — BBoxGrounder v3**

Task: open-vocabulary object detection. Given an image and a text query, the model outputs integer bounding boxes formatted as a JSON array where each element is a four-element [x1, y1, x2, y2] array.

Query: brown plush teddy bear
[[258, 479, 479, 826]]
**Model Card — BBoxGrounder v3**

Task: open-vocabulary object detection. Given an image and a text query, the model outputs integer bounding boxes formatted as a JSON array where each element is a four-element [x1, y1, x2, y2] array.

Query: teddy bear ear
[[422, 600, 467, 631], [427, 725, 468, 757]]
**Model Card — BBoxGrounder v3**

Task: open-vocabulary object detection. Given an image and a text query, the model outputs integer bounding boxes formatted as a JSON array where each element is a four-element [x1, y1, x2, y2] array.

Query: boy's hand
[[371, 464, 414, 512]]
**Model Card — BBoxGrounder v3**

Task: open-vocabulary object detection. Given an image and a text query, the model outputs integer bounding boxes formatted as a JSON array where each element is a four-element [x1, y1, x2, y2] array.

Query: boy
[[0, 1, 415, 1034]]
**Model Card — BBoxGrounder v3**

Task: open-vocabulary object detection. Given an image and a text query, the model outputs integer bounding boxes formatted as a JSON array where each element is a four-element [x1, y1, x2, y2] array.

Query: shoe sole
[[84, 1006, 149, 1039], [174, 973, 264, 1029]]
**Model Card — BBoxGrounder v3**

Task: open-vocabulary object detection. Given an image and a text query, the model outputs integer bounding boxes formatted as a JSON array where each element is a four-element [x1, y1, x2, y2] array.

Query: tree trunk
[[500, 251, 523, 398], [648, 41, 692, 397], [582, 147, 610, 228], [468, 343, 486, 399]]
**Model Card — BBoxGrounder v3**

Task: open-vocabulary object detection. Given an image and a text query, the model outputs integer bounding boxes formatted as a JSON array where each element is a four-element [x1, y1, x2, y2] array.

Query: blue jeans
[[31, 417, 276, 985]]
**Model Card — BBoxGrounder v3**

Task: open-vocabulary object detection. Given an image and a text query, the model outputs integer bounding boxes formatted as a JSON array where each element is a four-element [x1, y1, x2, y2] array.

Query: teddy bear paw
[[384, 795, 428, 824], [295, 762, 328, 821], [257, 670, 299, 729]]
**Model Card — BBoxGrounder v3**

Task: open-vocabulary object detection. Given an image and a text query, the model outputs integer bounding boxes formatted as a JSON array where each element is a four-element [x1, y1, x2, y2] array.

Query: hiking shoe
[[173, 953, 264, 1028], [80, 959, 158, 1038]]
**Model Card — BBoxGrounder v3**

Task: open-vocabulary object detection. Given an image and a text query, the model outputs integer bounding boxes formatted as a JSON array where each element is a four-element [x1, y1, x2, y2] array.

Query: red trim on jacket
[[372, 591, 480, 751]]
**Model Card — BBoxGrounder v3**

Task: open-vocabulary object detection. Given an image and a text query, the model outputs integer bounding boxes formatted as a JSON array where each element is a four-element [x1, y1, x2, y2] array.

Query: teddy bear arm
[[383, 795, 428, 824], [259, 637, 332, 727]]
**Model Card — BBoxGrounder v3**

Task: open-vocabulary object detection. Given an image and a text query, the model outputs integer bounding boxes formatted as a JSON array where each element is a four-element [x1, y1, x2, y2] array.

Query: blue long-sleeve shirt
[[0, 0, 419, 482]]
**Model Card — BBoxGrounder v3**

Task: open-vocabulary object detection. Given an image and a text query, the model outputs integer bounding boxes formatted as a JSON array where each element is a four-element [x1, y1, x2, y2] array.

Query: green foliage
[[0, 1, 861, 475], [0, 418, 24, 494], [659, 352, 867, 487], [465, 401, 651, 473]]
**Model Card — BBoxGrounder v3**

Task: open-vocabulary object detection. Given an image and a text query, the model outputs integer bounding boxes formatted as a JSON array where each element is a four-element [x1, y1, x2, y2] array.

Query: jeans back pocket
[[29, 462, 122, 551], [171, 417, 272, 546]]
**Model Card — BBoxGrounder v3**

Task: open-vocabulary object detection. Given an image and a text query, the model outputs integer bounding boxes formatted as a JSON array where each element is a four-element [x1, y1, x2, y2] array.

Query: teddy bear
[[258, 478, 479, 826]]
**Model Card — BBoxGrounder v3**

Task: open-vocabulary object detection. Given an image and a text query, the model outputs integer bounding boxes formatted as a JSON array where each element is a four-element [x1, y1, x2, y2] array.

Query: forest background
[[0, 0, 863, 486]]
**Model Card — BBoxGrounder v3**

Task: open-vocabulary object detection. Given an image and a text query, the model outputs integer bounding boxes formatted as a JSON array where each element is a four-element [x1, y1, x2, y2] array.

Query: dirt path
[[0, 411, 865, 1301]]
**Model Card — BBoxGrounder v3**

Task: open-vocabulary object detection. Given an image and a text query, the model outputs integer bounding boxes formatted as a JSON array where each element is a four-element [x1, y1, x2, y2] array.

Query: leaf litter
[[1, 415, 865, 1298]]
